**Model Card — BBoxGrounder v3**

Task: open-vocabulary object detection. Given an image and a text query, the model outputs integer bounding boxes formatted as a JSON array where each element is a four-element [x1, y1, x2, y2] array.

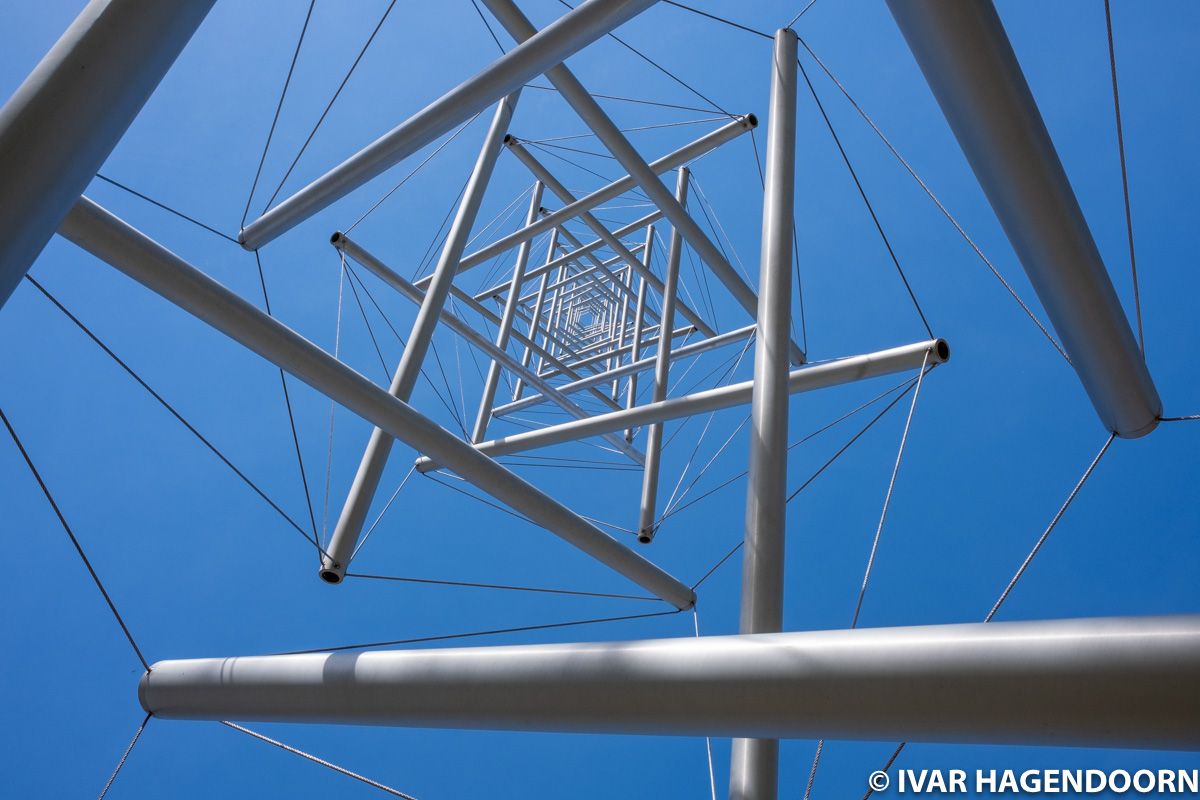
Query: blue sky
[[1, 0, 1198, 797]]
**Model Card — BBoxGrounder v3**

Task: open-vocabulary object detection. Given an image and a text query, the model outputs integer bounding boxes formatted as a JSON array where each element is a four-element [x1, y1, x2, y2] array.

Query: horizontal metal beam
[[139, 614, 1200, 750], [238, 0, 660, 250], [417, 339, 947, 470], [57, 196, 693, 610], [886, 0, 1160, 438]]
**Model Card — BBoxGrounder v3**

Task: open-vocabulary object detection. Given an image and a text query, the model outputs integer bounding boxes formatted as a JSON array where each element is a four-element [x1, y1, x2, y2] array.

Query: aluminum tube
[[885, 0, 1159, 438], [139, 614, 1200, 750], [512, 229, 559, 400], [506, 139, 717, 338], [238, 0, 659, 250], [483, 0, 805, 366], [624, 228, 651, 439], [335, 234, 644, 463], [416, 339, 949, 472], [472, 183, 545, 442], [58, 196, 693, 609], [638, 169, 689, 542], [0, 0, 215, 310], [731, 30, 797, 800], [459, 116, 755, 272], [322, 94, 519, 583]]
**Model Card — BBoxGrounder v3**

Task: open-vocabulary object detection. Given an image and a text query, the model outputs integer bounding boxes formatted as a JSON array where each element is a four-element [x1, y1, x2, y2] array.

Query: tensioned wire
[[659, 1, 1070, 362], [222, 721, 420, 800], [686, 370, 930, 591], [0, 404, 151, 672], [804, 352, 931, 798], [862, 432, 1118, 799]]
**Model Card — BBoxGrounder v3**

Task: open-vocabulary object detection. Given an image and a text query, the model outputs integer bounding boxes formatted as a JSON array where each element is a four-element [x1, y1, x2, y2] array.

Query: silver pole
[[238, 0, 660, 250], [885, 0, 1160, 438], [139, 614, 1200, 751], [512, 229, 559, 400], [0, 0, 215, 309], [624, 229, 651, 440], [322, 94, 519, 583], [459, 116, 754, 272], [416, 339, 949, 472], [335, 234, 645, 463], [59, 196, 693, 610], [730, 30, 797, 800], [472, 183, 545, 442], [638, 169, 689, 542], [482, 0, 806, 366]]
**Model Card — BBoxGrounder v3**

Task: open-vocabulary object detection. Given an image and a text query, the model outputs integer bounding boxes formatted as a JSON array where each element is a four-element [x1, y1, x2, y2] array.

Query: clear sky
[[1, 1, 1198, 797]]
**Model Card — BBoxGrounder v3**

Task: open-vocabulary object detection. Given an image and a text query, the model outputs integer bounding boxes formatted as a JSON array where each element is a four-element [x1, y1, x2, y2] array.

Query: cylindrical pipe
[[322, 93, 519, 583], [731, 29, 797, 800], [638, 169, 689, 542], [0, 0, 215, 310], [415, 339, 950, 472], [139, 614, 1200, 751], [58, 196, 694, 610], [624, 229, 651, 440], [512, 229, 559, 400], [472, 182, 545, 442], [885, 0, 1160, 438], [238, 0, 659, 250]]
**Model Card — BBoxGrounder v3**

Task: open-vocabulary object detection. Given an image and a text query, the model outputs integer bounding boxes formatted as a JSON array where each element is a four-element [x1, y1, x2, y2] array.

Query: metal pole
[[885, 0, 1160, 438], [459, 116, 754, 272], [238, 0, 660, 250], [512, 229, 559, 400], [730, 30, 797, 800], [624, 229, 651, 440], [58, 196, 693, 609], [638, 169, 689, 542], [482, 0, 806, 365], [0, 0, 215, 310], [139, 614, 1200, 751], [472, 183, 545, 442], [322, 94, 519, 583], [416, 339, 949, 472]]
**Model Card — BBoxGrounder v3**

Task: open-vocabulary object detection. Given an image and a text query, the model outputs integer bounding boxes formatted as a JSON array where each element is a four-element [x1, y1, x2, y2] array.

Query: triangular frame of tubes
[[0, 1, 1194, 799]]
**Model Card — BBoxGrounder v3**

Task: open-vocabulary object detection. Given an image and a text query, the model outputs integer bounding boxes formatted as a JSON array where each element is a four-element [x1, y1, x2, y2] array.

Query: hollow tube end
[[137, 670, 152, 714], [319, 559, 345, 584]]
